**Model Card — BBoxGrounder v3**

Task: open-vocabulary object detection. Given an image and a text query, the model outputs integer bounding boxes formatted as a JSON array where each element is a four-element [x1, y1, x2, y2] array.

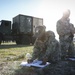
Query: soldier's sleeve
[[56, 20, 65, 36], [70, 23, 75, 34], [31, 39, 40, 60], [31, 47, 40, 60], [43, 40, 57, 58]]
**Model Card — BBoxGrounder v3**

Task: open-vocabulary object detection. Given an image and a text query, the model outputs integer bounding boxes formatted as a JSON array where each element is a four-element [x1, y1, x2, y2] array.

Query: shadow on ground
[[0, 44, 32, 49], [14, 66, 38, 75], [14, 61, 75, 75]]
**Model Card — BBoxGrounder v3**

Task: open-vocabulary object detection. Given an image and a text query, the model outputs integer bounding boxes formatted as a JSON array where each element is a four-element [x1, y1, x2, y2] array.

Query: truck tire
[[0, 33, 3, 45], [21, 35, 31, 45], [0, 36, 2, 45], [15, 34, 32, 45], [15, 35, 22, 45]]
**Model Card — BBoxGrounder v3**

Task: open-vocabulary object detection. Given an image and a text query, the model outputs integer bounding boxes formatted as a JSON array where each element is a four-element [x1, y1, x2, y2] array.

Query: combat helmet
[[34, 25, 46, 38], [46, 30, 55, 38]]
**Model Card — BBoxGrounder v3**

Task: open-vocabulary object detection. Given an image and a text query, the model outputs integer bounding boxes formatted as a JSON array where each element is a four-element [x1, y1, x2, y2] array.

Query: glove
[[40, 57, 48, 65], [40, 61, 46, 65], [27, 59, 33, 63]]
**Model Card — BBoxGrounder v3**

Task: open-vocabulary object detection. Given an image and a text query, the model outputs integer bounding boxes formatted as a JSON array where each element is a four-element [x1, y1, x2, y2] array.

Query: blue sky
[[0, 0, 41, 20], [0, 0, 75, 39]]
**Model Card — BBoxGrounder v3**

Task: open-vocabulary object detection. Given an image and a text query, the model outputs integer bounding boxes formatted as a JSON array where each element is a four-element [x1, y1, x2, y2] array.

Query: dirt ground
[[0, 61, 20, 75], [14, 60, 75, 75], [0, 58, 75, 75], [0, 44, 75, 75]]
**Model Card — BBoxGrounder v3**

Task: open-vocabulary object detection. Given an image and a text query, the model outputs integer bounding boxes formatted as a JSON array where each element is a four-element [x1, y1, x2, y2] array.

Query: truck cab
[[0, 20, 12, 44]]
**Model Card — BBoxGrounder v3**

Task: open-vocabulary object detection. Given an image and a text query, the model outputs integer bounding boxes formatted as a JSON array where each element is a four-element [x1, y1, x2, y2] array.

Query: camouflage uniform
[[31, 30, 61, 63], [31, 38, 46, 60], [31, 25, 47, 61], [56, 19, 75, 58], [35, 31, 61, 75], [31, 29, 61, 62], [42, 31, 61, 63]]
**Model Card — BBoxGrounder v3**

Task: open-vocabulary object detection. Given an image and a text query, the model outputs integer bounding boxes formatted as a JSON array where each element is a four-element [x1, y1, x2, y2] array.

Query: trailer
[[12, 14, 43, 45]]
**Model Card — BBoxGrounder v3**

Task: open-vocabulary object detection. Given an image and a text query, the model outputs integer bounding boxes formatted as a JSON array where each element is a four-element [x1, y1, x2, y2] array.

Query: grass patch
[[0, 42, 34, 75], [0, 45, 33, 60]]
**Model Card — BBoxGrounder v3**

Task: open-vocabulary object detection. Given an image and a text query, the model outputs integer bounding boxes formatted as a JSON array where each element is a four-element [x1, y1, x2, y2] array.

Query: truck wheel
[[0, 37, 2, 45], [15, 35, 22, 45], [21, 35, 31, 45]]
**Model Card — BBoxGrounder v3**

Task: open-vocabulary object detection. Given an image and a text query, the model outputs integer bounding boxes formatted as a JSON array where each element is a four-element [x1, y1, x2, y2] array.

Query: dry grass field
[[0, 42, 75, 75], [0, 42, 34, 75]]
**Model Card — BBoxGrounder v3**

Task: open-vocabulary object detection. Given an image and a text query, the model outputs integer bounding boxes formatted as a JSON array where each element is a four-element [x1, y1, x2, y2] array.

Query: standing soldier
[[56, 9, 75, 60]]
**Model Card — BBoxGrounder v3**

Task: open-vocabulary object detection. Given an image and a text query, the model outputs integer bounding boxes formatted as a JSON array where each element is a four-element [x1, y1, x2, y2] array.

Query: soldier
[[27, 25, 47, 63], [35, 30, 61, 75], [56, 9, 75, 60], [28, 25, 61, 64], [41, 30, 61, 64]]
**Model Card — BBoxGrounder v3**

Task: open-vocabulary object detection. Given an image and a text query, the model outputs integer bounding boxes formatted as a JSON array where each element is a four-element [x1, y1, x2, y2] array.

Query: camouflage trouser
[[59, 36, 75, 58], [32, 47, 46, 60], [35, 65, 51, 75], [36, 61, 72, 75]]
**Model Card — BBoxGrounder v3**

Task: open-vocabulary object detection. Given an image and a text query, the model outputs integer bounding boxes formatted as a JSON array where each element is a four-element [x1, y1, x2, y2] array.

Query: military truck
[[12, 14, 43, 45], [0, 20, 12, 44], [0, 14, 43, 45]]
